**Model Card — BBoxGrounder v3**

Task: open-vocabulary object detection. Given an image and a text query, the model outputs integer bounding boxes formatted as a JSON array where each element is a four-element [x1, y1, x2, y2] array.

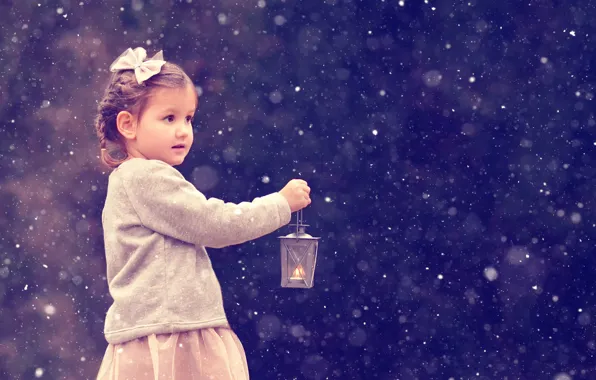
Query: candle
[[290, 264, 306, 280]]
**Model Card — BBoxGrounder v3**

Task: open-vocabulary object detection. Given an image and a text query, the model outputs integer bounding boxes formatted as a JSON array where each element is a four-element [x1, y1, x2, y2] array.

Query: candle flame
[[290, 264, 306, 280]]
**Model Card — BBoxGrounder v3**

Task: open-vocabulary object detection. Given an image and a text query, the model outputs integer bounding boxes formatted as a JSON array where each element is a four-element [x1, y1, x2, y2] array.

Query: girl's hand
[[279, 179, 311, 212]]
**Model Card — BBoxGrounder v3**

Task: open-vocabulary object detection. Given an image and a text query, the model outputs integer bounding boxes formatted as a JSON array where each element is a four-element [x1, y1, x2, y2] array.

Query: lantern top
[[280, 210, 320, 240], [280, 231, 320, 239]]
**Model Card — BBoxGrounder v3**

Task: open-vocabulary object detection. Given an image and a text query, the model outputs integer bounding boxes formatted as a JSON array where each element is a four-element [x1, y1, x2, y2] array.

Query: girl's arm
[[121, 159, 292, 248]]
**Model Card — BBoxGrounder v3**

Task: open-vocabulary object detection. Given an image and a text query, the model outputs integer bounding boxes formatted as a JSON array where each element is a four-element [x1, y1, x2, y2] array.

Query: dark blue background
[[1, 0, 595, 379]]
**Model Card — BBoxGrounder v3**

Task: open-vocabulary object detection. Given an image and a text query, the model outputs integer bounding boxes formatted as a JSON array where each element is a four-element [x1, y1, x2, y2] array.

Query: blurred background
[[1, 0, 596, 379]]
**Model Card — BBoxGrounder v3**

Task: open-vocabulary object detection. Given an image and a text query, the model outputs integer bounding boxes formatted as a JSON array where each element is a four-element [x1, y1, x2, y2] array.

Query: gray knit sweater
[[101, 158, 292, 344]]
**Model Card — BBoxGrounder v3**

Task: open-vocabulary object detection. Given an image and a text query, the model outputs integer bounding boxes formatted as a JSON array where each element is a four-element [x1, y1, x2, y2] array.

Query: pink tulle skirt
[[96, 327, 249, 380]]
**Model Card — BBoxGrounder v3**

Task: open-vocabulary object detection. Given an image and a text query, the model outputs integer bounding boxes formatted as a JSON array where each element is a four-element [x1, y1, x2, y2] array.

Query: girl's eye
[[186, 116, 194, 123], [165, 115, 175, 122]]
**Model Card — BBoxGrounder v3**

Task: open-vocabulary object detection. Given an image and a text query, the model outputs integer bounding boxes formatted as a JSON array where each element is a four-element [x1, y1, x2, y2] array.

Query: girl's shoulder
[[113, 158, 182, 183], [116, 158, 172, 174]]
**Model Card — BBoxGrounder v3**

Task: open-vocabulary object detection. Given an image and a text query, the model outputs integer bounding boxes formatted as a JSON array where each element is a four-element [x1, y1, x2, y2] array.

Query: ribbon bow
[[109, 47, 166, 84]]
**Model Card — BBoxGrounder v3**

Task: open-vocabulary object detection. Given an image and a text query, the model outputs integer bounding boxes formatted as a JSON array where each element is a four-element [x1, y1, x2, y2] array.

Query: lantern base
[[281, 279, 314, 289]]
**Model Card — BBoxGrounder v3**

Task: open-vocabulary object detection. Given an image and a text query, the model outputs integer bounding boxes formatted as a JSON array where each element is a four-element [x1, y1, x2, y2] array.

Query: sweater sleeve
[[121, 159, 292, 248]]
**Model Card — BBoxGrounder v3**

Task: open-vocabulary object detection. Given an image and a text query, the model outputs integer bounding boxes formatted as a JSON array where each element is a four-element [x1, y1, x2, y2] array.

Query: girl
[[94, 47, 311, 380]]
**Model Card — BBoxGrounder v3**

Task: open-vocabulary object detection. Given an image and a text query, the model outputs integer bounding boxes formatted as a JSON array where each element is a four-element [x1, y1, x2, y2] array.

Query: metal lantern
[[279, 209, 320, 288]]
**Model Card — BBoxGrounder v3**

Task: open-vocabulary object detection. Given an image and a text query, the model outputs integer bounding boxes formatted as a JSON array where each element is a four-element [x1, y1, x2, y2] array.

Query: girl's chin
[[169, 156, 186, 166]]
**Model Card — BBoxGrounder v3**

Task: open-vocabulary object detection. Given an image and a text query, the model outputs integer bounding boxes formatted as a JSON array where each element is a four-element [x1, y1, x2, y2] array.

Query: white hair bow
[[109, 47, 166, 84]]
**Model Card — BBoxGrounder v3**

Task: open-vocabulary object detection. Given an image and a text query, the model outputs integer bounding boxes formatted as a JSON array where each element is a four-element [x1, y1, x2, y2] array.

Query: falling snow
[[1, 1, 595, 379]]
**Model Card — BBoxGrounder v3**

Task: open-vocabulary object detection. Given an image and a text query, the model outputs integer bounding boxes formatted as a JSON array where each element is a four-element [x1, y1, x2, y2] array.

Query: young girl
[[94, 47, 311, 380]]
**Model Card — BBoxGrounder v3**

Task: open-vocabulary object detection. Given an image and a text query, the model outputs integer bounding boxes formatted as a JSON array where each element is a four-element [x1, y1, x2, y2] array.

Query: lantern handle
[[296, 209, 302, 236]]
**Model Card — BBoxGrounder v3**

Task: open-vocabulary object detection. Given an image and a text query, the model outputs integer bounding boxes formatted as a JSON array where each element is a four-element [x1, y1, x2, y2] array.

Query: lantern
[[279, 209, 320, 288]]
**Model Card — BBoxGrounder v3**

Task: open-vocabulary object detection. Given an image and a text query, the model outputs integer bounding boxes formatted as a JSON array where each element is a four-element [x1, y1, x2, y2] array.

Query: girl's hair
[[94, 60, 196, 169]]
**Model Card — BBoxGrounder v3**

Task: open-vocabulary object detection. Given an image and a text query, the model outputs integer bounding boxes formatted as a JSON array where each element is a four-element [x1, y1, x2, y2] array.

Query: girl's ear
[[116, 111, 137, 140]]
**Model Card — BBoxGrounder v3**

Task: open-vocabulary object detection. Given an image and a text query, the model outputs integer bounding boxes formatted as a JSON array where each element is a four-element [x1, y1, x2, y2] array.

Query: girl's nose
[[176, 125, 189, 137]]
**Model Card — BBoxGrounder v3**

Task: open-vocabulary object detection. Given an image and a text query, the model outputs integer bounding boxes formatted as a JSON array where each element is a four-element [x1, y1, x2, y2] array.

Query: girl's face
[[130, 84, 197, 166]]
